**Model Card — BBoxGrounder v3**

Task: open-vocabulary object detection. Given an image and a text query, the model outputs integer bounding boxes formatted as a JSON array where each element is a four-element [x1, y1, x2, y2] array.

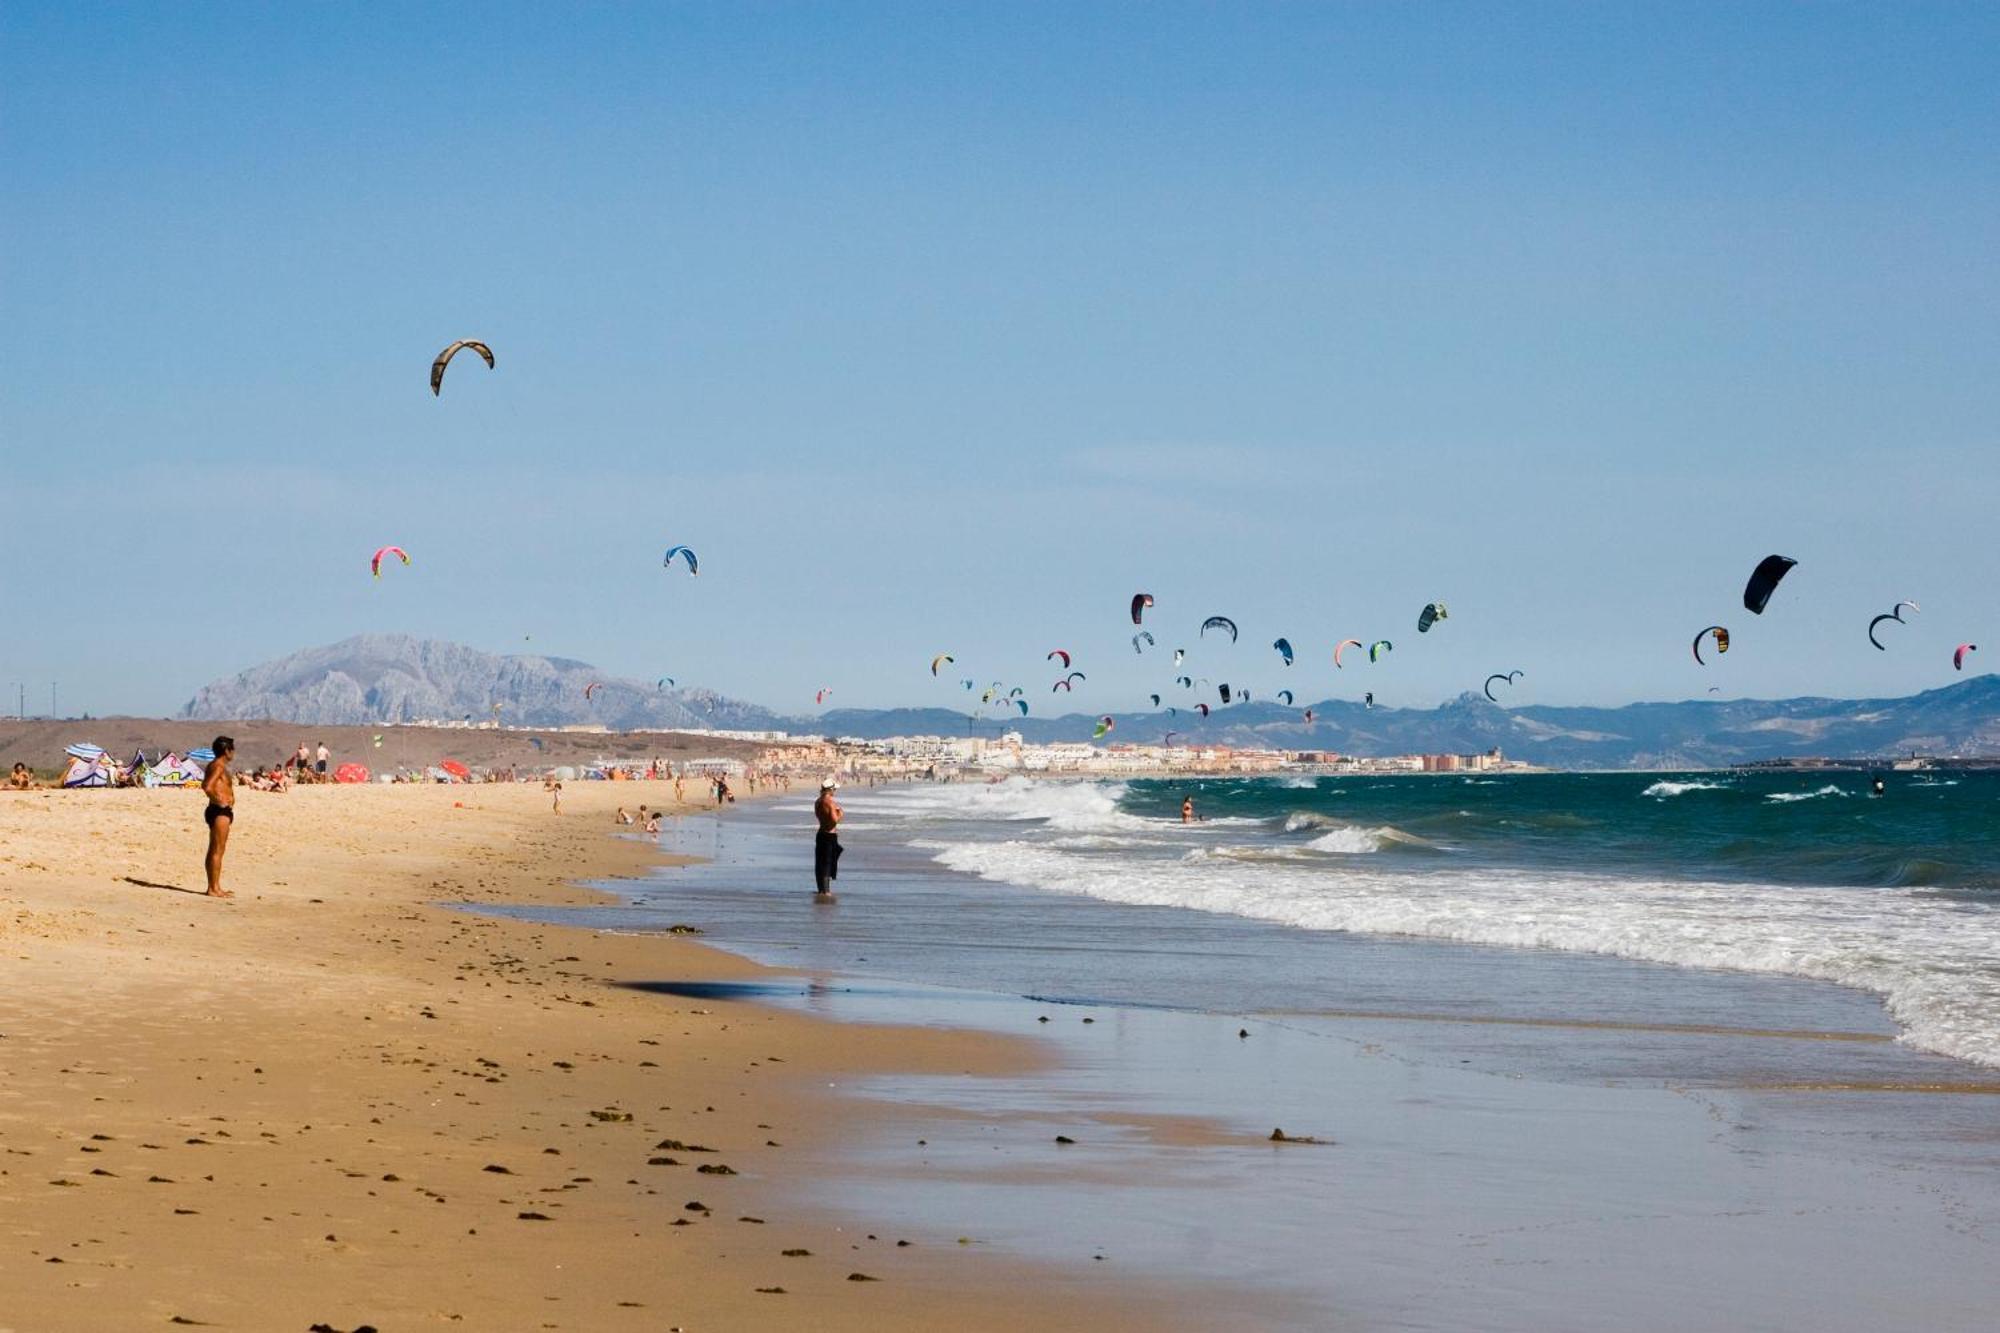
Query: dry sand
[[0, 779, 1217, 1331]]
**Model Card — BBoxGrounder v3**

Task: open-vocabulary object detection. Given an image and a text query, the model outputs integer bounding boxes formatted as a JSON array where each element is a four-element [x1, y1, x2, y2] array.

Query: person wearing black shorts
[[200, 736, 237, 899], [813, 778, 843, 896]]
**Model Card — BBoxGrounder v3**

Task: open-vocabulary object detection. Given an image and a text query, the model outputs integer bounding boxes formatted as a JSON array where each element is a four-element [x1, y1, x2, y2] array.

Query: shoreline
[[547, 796, 2000, 1329], [0, 781, 1257, 1330]]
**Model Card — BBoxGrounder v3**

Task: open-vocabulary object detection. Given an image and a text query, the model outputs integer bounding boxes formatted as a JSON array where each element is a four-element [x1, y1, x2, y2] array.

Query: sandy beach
[[0, 779, 1240, 1331]]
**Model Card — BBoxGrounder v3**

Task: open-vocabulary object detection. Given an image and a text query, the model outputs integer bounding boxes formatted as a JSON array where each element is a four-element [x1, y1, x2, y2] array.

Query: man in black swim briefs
[[201, 735, 236, 899]]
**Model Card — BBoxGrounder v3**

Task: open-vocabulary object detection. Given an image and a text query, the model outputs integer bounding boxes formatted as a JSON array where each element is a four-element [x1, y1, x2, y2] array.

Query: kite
[[1418, 602, 1448, 634], [1131, 593, 1154, 625], [1692, 625, 1730, 665], [1368, 640, 1392, 662], [1955, 643, 1978, 671], [657, 676, 676, 689], [662, 545, 699, 577], [583, 682, 602, 700], [1132, 631, 1155, 653], [1364, 692, 1374, 708], [1163, 731, 1181, 746], [1092, 716, 1115, 739], [931, 654, 954, 676], [370, 545, 410, 579], [1172, 649, 1186, 666], [1273, 637, 1294, 666], [430, 339, 493, 395], [816, 688, 831, 705], [1047, 649, 1072, 668], [1277, 689, 1294, 706], [1743, 555, 1797, 615], [1195, 703, 1211, 717], [1218, 684, 1232, 704], [1333, 639, 1363, 669], [1201, 616, 1239, 643], [1867, 601, 1921, 651], [1176, 675, 1193, 688], [1482, 671, 1524, 703], [1016, 700, 1029, 716]]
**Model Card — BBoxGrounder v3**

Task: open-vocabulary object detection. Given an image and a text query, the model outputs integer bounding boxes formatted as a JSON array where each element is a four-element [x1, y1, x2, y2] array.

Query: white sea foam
[[1766, 785, 1849, 803], [1642, 779, 1729, 798], [1305, 825, 1396, 854], [857, 777, 1144, 833], [1271, 775, 1320, 789], [917, 834, 2000, 1069]]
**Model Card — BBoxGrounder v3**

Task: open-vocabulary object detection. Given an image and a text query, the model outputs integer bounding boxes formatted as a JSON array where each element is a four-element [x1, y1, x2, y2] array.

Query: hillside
[[174, 637, 2000, 768], [179, 635, 785, 732]]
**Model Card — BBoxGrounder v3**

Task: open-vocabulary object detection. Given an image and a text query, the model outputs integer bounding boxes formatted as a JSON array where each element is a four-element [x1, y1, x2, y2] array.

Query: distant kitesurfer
[[1182, 795, 1195, 824], [814, 778, 843, 897], [1872, 776, 1886, 797]]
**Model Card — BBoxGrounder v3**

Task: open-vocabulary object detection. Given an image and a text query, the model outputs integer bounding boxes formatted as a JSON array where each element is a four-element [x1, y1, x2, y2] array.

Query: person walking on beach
[[200, 736, 236, 899], [813, 778, 843, 897]]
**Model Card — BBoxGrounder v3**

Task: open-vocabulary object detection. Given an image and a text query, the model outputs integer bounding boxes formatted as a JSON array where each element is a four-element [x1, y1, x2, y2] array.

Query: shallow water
[[497, 786, 2000, 1329]]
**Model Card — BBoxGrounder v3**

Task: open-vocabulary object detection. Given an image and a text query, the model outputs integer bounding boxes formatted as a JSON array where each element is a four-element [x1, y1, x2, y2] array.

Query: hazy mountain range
[[181, 635, 2000, 768]]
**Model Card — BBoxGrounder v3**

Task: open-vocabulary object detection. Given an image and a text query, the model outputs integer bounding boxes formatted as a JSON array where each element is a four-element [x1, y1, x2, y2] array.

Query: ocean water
[[870, 771, 2000, 1069], [510, 773, 2000, 1326], [570, 770, 2000, 1076]]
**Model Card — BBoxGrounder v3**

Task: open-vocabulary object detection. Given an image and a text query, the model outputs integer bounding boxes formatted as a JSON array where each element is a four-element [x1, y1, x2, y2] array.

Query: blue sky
[[4, 3, 1996, 718]]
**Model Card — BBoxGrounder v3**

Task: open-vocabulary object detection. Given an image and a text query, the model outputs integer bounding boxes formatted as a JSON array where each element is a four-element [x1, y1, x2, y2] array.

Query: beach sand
[[0, 780, 1225, 1331]]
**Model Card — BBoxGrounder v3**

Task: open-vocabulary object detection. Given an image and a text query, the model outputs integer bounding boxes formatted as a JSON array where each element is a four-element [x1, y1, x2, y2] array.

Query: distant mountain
[[182, 637, 2000, 767], [819, 678, 2000, 768], [179, 634, 784, 731]]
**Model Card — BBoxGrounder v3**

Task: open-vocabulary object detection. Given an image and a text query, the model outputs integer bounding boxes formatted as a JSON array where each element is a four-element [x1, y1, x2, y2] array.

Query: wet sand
[[0, 781, 1241, 1331]]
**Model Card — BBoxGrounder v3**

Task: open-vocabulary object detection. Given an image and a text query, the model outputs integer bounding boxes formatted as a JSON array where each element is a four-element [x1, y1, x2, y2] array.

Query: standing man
[[315, 740, 330, 778], [813, 777, 843, 898], [200, 736, 236, 899]]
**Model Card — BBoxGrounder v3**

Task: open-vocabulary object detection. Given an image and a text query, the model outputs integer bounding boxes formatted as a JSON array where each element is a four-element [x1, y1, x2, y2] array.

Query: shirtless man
[[201, 736, 237, 898], [813, 778, 843, 897]]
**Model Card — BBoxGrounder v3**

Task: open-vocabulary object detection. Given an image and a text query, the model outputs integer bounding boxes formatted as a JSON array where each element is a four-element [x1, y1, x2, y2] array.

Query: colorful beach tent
[[60, 743, 119, 788], [141, 752, 205, 788], [439, 760, 471, 781], [334, 762, 370, 784]]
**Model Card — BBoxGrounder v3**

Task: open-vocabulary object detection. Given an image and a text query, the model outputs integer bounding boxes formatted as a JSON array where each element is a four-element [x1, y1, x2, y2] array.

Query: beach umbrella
[[439, 759, 471, 781], [334, 762, 370, 785]]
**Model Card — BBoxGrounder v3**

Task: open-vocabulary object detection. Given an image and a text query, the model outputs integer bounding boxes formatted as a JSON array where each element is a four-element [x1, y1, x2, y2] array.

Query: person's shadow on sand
[[122, 876, 214, 897]]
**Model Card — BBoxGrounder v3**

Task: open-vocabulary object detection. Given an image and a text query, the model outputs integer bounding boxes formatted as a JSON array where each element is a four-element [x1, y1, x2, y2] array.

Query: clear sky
[[4, 3, 1996, 719]]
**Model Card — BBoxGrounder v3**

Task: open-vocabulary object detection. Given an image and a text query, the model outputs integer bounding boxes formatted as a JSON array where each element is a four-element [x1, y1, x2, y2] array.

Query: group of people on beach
[[615, 804, 665, 833]]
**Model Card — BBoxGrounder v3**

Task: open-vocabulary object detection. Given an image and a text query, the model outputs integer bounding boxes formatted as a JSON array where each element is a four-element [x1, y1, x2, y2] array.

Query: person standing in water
[[813, 778, 843, 897], [1182, 794, 1195, 824], [200, 736, 237, 898]]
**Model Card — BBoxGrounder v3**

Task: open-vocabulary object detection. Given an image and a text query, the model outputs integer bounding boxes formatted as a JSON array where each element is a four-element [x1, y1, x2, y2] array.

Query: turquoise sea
[[598, 770, 2000, 1072]]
